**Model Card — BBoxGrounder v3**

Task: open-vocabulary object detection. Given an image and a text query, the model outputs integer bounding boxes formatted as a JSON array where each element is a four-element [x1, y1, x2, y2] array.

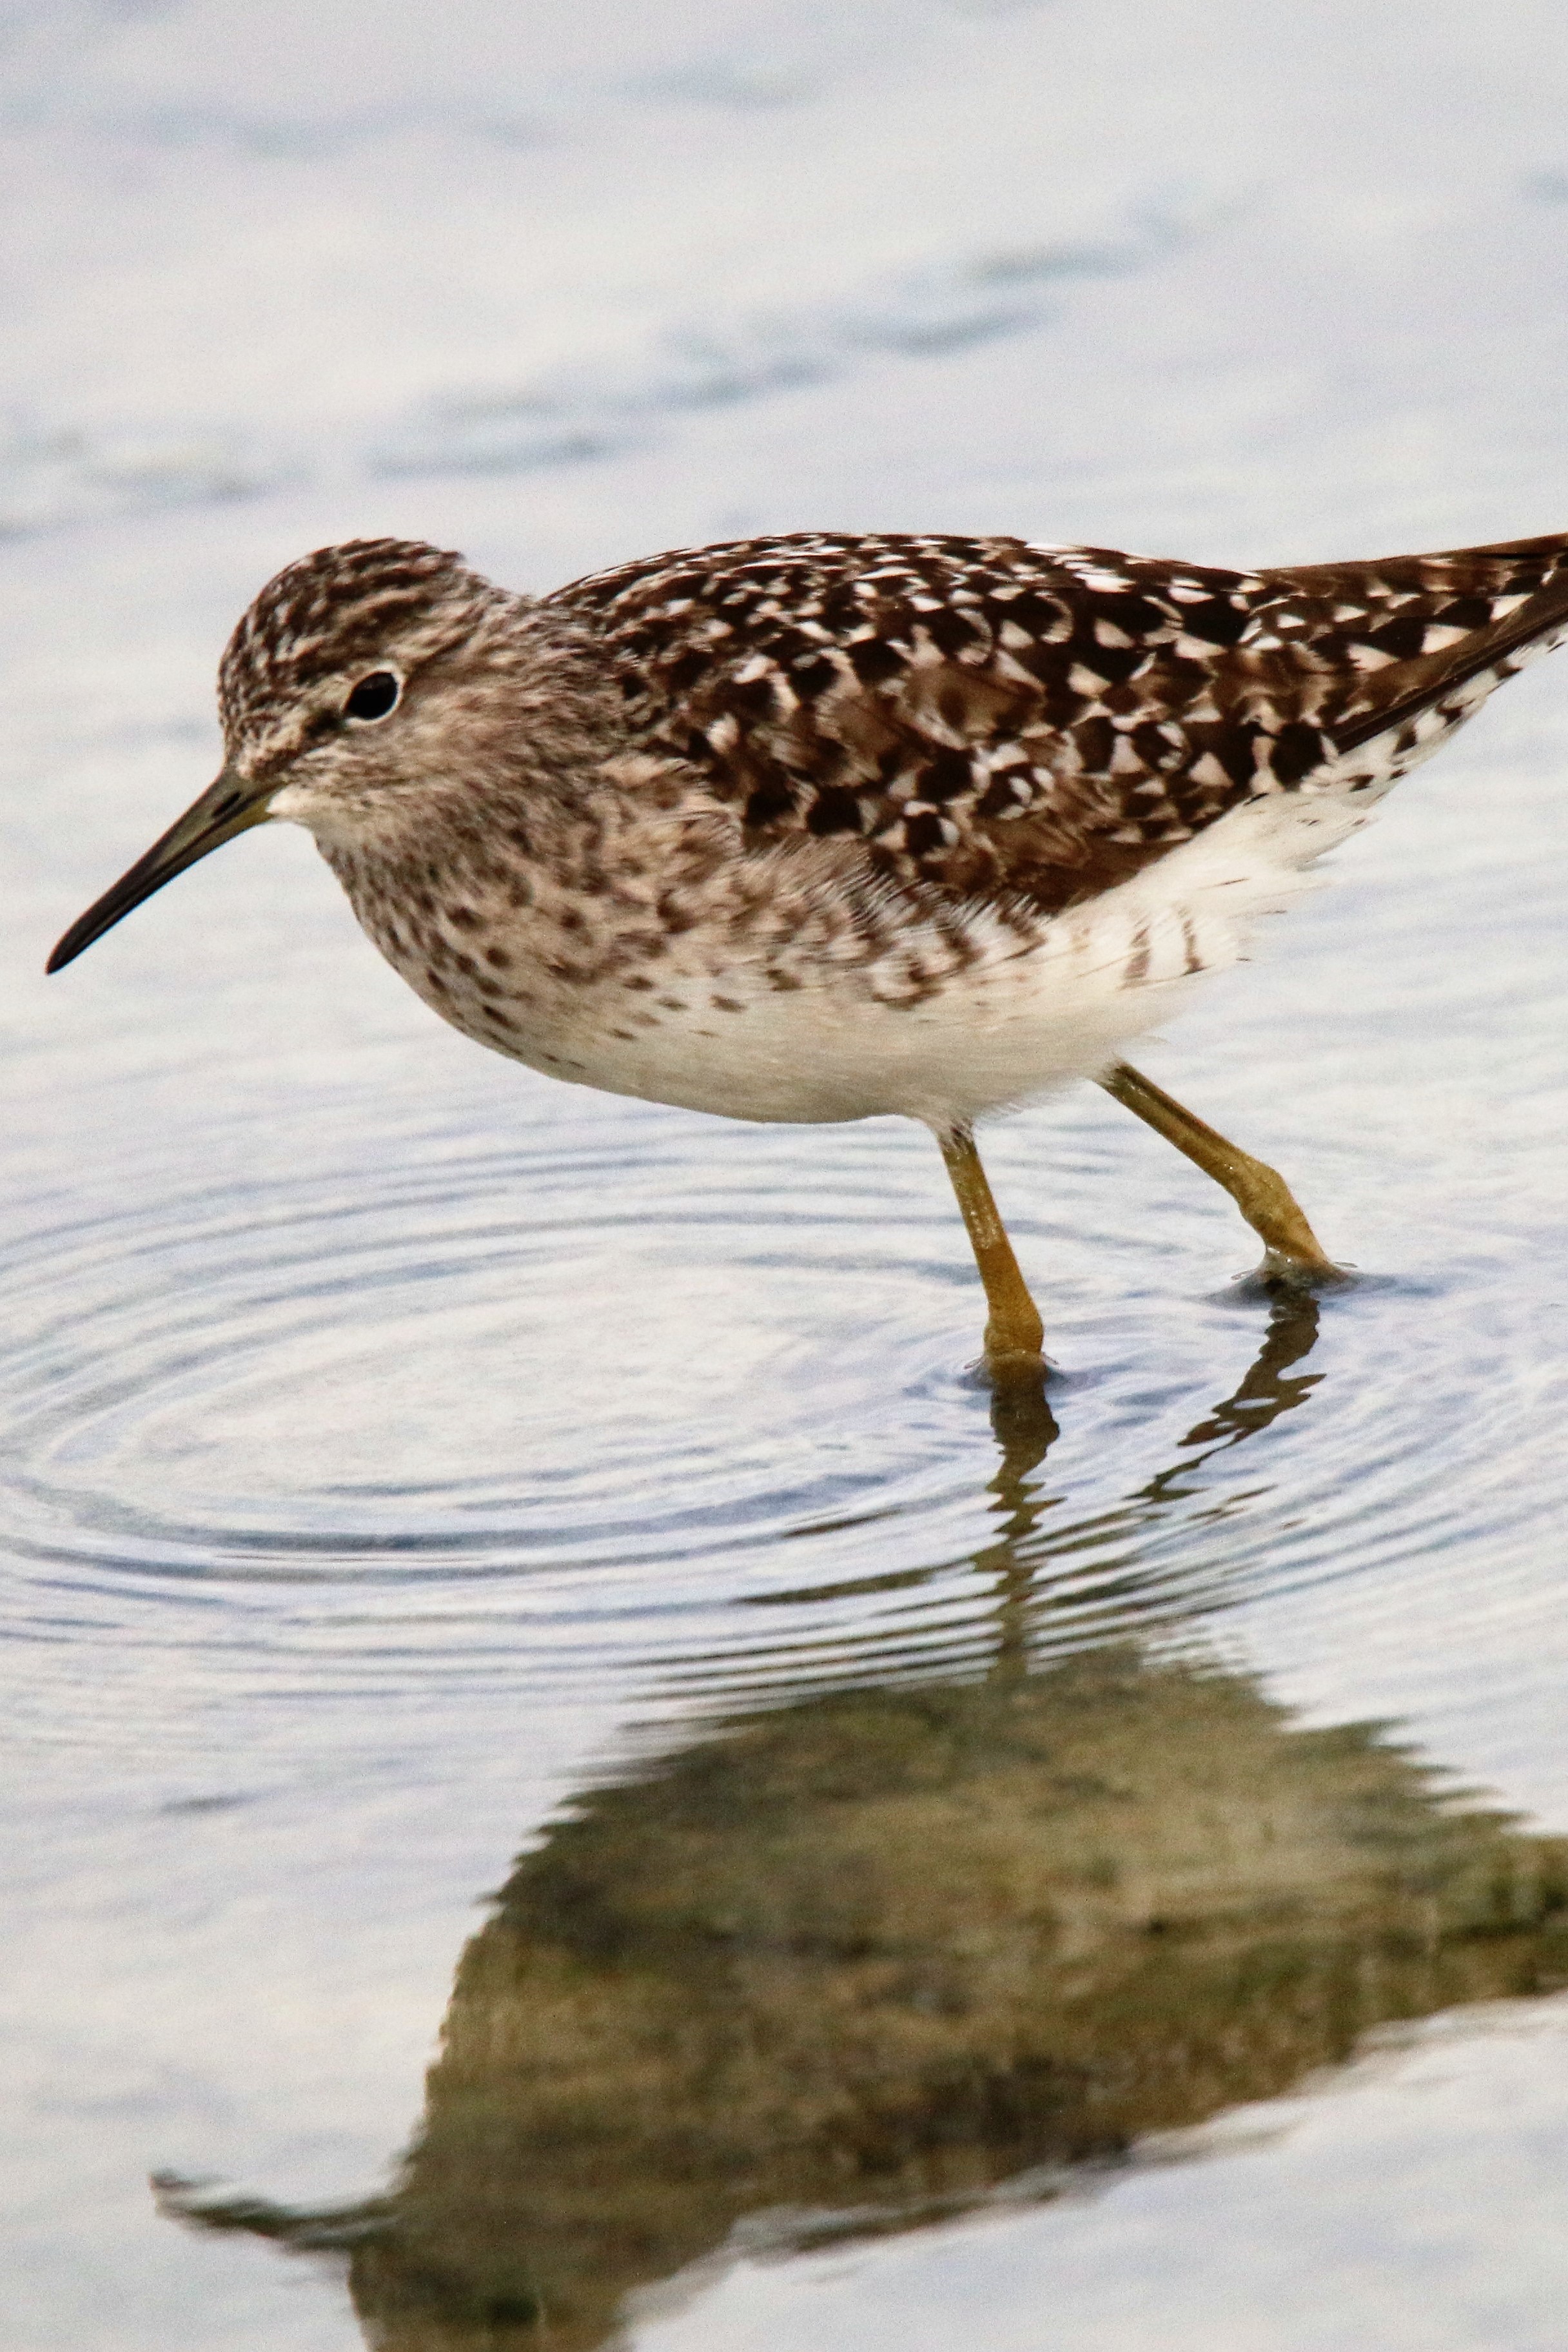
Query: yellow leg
[[1101, 1061, 1340, 1280], [937, 1125, 1046, 1375]]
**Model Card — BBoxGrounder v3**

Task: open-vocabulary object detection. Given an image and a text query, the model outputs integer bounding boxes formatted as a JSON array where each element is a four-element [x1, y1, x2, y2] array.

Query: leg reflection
[[981, 1291, 1324, 1680], [983, 1369, 1061, 1683], [1144, 1290, 1322, 1489]]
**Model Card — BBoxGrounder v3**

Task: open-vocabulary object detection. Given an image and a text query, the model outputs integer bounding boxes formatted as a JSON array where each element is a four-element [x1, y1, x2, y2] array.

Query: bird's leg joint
[[1101, 1061, 1342, 1282]]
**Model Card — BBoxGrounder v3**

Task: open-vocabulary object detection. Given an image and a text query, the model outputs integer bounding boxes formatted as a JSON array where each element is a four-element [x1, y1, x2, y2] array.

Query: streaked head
[[46, 537, 516, 973]]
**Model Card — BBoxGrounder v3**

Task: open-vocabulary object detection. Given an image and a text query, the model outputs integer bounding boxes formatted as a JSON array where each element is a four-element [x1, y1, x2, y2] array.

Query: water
[[6, 5, 1568, 2346]]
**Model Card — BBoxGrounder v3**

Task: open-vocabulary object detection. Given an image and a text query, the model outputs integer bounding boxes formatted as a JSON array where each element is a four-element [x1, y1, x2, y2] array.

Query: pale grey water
[[6, 5, 1568, 2346]]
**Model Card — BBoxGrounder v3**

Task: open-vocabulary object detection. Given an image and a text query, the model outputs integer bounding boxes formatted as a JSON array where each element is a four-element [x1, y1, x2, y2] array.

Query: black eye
[[344, 671, 400, 722]]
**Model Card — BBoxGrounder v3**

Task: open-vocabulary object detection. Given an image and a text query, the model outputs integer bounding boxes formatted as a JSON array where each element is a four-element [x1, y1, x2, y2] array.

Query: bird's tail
[[1316, 529, 1568, 761]]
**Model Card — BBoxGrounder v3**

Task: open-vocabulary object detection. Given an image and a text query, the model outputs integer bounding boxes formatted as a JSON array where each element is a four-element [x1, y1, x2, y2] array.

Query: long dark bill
[[46, 770, 273, 974]]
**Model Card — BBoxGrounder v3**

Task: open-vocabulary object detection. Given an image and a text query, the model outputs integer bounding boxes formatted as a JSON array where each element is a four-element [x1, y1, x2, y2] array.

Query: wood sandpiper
[[47, 527, 1568, 1381]]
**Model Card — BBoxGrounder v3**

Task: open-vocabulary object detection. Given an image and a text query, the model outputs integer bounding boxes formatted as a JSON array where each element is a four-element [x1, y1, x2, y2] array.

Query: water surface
[[6, 6, 1568, 2346]]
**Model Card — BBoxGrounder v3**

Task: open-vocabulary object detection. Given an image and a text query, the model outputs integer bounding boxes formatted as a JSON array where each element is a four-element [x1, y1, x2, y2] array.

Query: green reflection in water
[[159, 1305, 1568, 2349]]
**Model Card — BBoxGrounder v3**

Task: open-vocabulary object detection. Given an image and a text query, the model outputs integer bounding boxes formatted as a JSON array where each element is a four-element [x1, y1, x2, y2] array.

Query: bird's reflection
[[728, 1289, 1326, 1702], [159, 1302, 1568, 2349], [991, 1286, 1321, 1476], [981, 1293, 1321, 1683]]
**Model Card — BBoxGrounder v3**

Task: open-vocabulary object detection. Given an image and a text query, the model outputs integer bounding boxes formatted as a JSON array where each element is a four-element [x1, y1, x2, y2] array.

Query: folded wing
[[551, 528, 1568, 917]]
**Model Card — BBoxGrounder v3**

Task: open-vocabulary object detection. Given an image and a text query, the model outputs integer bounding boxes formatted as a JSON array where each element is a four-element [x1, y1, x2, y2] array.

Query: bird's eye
[[344, 671, 401, 722]]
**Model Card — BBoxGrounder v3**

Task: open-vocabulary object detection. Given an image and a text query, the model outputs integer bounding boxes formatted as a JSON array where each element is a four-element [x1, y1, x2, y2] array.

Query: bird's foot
[[984, 1342, 1052, 1387], [1252, 1244, 1353, 1293]]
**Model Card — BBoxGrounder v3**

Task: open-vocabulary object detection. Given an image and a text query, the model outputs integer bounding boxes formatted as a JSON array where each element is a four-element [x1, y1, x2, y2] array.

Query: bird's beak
[[46, 767, 274, 974]]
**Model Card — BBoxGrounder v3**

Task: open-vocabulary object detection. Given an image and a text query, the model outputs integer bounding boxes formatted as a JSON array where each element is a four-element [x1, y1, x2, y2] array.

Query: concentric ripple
[[5, 1097, 1566, 1755]]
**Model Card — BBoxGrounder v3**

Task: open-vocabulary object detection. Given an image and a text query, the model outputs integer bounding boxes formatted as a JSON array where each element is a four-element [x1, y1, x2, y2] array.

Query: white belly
[[362, 783, 1380, 1130]]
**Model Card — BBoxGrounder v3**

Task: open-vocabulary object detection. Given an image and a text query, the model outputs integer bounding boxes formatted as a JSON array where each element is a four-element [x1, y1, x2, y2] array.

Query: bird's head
[[46, 537, 529, 973]]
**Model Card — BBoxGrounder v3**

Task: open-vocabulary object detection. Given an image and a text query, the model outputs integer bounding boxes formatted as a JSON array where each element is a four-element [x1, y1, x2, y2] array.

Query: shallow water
[[7, 5, 1568, 2347]]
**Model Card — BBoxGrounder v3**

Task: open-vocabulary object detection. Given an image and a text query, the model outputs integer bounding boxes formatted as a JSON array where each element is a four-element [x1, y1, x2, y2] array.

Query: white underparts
[[432, 774, 1393, 1130]]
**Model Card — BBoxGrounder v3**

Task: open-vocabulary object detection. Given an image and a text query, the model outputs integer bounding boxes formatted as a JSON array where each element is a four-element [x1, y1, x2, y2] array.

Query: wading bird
[[49, 528, 1568, 1376]]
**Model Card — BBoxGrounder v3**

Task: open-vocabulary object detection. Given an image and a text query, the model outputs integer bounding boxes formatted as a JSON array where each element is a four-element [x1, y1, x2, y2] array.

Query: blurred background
[[6, 5, 1568, 2347]]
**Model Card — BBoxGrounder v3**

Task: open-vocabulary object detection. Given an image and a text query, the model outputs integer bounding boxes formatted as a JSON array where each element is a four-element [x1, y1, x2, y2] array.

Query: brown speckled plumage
[[122, 524, 1568, 1108], [48, 523, 1568, 1362], [86, 521, 1568, 1108], [549, 528, 1568, 914]]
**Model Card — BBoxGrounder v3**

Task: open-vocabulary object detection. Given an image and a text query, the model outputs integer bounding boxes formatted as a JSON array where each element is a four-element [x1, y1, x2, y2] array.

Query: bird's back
[[549, 527, 1568, 922]]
